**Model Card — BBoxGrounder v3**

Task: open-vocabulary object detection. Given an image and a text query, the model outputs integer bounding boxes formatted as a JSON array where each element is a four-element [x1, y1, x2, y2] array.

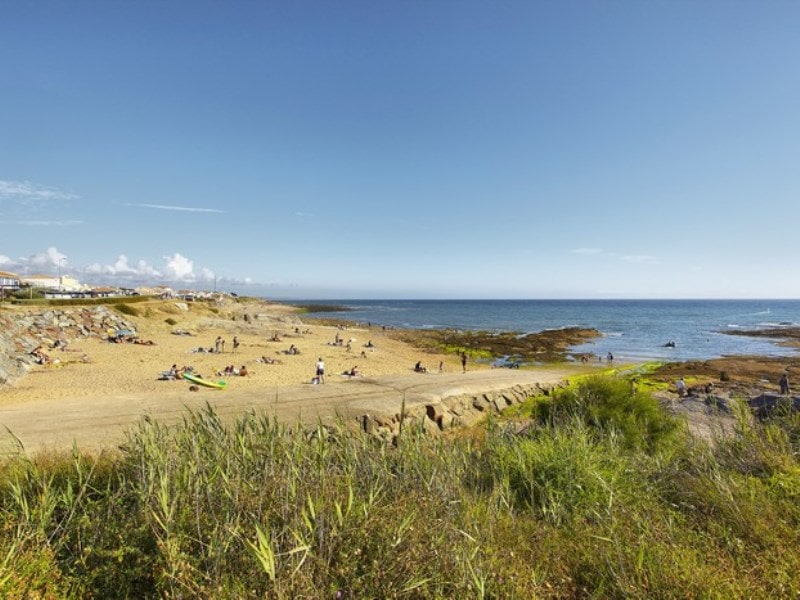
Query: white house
[[22, 274, 85, 292], [0, 271, 21, 296], [21, 274, 60, 288]]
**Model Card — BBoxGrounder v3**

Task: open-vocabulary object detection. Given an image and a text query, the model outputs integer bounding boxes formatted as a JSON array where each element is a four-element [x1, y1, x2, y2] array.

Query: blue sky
[[2, 1, 799, 299]]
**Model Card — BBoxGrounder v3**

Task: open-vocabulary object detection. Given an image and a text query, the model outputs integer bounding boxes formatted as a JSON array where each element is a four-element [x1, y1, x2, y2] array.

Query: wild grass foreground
[[1, 377, 799, 598]]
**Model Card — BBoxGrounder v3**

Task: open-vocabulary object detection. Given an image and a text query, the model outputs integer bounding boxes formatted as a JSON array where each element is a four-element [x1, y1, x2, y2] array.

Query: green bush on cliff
[[515, 375, 681, 453], [113, 303, 139, 317]]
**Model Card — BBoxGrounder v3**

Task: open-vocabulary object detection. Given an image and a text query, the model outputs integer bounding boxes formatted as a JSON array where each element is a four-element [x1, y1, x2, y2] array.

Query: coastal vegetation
[[7, 295, 154, 308], [1, 377, 798, 598], [113, 303, 140, 317], [291, 304, 353, 314], [389, 326, 601, 363]]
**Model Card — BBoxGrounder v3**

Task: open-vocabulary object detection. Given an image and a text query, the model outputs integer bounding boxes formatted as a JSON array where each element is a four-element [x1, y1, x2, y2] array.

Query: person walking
[[232, 336, 240, 353], [780, 373, 790, 395], [676, 377, 687, 398], [316, 357, 325, 384], [461, 352, 468, 373], [214, 336, 222, 353]]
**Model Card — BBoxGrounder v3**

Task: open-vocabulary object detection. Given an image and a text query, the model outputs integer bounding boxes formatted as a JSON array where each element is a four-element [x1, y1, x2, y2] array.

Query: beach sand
[[0, 299, 469, 407], [0, 299, 509, 454]]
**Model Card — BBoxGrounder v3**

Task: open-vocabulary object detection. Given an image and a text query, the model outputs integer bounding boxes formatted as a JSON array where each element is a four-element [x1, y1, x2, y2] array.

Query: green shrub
[[10, 295, 153, 307], [519, 375, 681, 453], [114, 303, 139, 317], [11, 288, 44, 300], [164, 317, 178, 326], [483, 422, 628, 524]]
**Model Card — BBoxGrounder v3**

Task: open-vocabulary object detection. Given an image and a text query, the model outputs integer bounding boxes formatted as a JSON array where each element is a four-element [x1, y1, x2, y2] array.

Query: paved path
[[0, 368, 576, 455]]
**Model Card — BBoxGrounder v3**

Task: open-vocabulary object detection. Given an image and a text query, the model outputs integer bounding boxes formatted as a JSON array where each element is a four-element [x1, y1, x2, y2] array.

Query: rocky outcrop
[[748, 393, 800, 418], [358, 382, 557, 443], [0, 307, 136, 387]]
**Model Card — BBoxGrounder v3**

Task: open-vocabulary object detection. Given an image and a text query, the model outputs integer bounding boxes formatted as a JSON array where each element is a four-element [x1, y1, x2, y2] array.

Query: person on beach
[[232, 336, 239, 353], [414, 361, 427, 373], [461, 352, 468, 373], [676, 378, 687, 398], [215, 336, 222, 353], [316, 358, 325, 384], [780, 373, 790, 395]]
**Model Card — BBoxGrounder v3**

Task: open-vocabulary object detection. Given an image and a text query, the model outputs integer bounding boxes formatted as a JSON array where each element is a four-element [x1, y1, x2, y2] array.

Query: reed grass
[[0, 379, 798, 598]]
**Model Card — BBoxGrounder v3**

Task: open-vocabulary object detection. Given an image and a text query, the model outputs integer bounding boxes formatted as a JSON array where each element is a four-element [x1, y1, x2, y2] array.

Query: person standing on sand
[[780, 373, 790, 395], [461, 352, 468, 373], [316, 357, 325, 384], [214, 336, 222, 353], [233, 336, 240, 353]]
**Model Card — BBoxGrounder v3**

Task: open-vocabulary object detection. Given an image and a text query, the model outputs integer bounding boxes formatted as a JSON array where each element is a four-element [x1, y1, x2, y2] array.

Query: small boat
[[182, 372, 227, 389]]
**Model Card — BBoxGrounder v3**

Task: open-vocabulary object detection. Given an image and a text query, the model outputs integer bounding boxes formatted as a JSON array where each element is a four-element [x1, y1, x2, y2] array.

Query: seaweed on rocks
[[388, 326, 601, 364]]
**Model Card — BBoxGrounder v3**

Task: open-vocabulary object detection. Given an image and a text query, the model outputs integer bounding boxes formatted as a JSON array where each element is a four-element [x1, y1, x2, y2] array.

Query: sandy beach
[[0, 298, 584, 454], [1, 298, 471, 406]]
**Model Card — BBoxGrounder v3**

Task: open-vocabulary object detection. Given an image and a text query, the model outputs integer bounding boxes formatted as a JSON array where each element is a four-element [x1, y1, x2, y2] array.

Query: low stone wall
[[0, 307, 136, 387], [360, 382, 557, 442]]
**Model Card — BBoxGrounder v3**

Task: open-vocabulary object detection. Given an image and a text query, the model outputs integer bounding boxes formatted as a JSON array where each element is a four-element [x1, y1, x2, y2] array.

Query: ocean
[[295, 299, 800, 363]]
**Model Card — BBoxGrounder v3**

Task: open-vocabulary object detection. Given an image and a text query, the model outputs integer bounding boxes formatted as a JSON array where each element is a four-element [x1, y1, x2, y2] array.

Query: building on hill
[[136, 285, 174, 298], [22, 274, 86, 292], [0, 271, 21, 297], [87, 286, 120, 298], [21, 274, 59, 289]]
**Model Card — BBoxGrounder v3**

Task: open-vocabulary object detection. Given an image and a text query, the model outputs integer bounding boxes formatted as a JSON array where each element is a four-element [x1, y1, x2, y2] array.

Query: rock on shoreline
[[0, 307, 136, 387]]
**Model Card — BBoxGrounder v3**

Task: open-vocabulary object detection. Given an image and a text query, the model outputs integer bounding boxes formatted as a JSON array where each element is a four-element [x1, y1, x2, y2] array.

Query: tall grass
[[0, 379, 799, 597]]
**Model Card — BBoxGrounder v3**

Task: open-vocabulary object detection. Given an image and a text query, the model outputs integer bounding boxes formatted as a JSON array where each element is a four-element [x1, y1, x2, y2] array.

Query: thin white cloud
[[572, 247, 660, 265], [620, 254, 660, 265], [0, 180, 79, 202], [129, 203, 225, 214], [1, 219, 83, 226]]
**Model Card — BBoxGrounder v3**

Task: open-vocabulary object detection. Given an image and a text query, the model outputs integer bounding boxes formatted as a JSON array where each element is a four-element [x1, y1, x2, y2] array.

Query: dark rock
[[748, 393, 800, 419]]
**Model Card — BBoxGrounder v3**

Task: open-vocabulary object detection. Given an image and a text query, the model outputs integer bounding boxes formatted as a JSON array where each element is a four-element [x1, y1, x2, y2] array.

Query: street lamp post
[[58, 258, 66, 291]]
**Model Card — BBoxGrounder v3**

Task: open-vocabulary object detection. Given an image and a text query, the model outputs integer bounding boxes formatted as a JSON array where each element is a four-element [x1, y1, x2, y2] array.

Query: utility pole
[[58, 258, 66, 290]]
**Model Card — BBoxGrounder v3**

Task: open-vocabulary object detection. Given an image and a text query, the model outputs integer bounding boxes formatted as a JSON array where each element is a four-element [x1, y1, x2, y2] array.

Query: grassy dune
[[1, 377, 799, 598]]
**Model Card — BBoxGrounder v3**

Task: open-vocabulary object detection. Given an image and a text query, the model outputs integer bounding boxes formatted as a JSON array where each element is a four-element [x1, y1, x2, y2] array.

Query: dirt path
[[0, 368, 576, 455]]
